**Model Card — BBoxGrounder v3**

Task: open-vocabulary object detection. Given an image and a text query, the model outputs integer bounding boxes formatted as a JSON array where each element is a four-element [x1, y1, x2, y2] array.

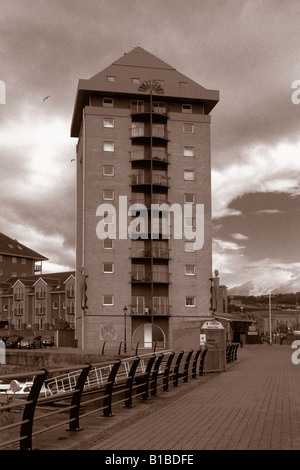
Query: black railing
[[226, 343, 239, 363], [0, 348, 210, 450]]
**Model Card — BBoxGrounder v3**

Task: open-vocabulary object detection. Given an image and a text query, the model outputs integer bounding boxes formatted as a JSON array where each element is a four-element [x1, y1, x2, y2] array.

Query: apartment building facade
[[71, 47, 219, 350], [0, 272, 75, 332]]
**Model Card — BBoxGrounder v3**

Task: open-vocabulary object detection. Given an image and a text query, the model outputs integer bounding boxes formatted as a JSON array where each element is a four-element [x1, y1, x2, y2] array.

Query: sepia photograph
[[0, 0, 300, 459]]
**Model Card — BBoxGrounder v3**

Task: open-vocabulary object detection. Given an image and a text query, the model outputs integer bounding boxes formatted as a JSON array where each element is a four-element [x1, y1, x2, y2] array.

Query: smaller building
[[0, 232, 48, 280], [0, 271, 75, 333]]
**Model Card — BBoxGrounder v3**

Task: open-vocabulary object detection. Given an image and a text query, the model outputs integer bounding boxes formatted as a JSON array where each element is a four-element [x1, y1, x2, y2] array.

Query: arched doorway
[[132, 323, 166, 349]]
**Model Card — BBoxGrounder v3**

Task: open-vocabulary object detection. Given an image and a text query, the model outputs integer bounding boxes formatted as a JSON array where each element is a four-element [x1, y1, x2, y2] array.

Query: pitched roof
[[3, 271, 75, 294], [71, 46, 219, 137], [0, 233, 48, 261]]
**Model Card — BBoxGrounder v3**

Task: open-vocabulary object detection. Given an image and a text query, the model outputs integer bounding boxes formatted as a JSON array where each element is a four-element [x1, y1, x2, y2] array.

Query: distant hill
[[228, 279, 300, 297]]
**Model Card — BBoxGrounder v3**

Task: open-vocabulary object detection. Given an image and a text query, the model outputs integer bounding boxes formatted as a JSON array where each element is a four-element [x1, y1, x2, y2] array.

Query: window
[[180, 82, 189, 88], [103, 164, 114, 176], [185, 265, 195, 275], [183, 122, 194, 133], [132, 78, 141, 84], [103, 295, 114, 306], [184, 217, 196, 228], [182, 103, 192, 113], [184, 193, 195, 204], [103, 189, 114, 200], [103, 263, 114, 273], [103, 141, 114, 152], [12, 271, 17, 277], [103, 118, 114, 128], [131, 100, 144, 113], [104, 239, 113, 249], [184, 146, 195, 157], [21, 258, 26, 264], [106, 76, 115, 82], [185, 297, 196, 307], [3, 304, 8, 311], [12, 257, 17, 264], [184, 242, 195, 252], [184, 170, 195, 181], [53, 302, 58, 309], [103, 97, 113, 107]]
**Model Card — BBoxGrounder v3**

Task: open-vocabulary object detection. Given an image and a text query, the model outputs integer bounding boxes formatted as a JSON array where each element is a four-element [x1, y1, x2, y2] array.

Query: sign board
[[248, 326, 257, 332], [201, 320, 224, 330], [248, 331, 258, 335], [200, 334, 206, 346]]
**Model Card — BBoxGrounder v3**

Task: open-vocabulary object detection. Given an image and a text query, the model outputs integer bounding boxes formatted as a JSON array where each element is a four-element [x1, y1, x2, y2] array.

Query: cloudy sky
[[1, 0, 299, 294]]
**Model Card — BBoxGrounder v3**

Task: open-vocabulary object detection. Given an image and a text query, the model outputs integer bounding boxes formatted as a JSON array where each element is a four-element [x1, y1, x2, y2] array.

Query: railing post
[[124, 357, 140, 408], [20, 368, 48, 450], [183, 349, 193, 383], [139, 355, 156, 400], [103, 360, 122, 417], [163, 352, 175, 391], [101, 341, 106, 354], [118, 342, 123, 356], [135, 342, 139, 356], [199, 347, 208, 375], [192, 349, 202, 379], [173, 351, 184, 387], [68, 364, 92, 431], [150, 354, 163, 396]]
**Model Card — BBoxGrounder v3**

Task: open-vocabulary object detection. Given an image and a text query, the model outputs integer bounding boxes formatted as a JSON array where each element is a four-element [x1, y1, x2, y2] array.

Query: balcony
[[14, 309, 23, 316], [36, 307, 46, 315], [131, 247, 169, 259], [131, 173, 169, 187], [131, 305, 169, 316], [130, 103, 168, 117], [67, 307, 75, 315], [14, 293, 24, 301], [131, 272, 169, 283], [36, 292, 46, 300], [66, 289, 75, 298], [130, 149, 169, 163], [130, 126, 168, 141]]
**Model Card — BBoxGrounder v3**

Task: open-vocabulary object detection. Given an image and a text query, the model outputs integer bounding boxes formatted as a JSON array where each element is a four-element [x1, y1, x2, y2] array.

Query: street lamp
[[123, 306, 128, 353]]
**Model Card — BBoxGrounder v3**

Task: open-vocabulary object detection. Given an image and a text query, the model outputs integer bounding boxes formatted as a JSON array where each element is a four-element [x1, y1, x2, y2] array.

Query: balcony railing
[[35, 308, 46, 315], [131, 273, 169, 283], [14, 293, 24, 301], [130, 149, 169, 162], [131, 247, 169, 259], [36, 292, 46, 300], [67, 307, 75, 315], [130, 126, 169, 140], [130, 103, 168, 116], [131, 305, 169, 316], [14, 309, 23, 316], [131, 173, 168, 187], [66, 290, 75, 298]]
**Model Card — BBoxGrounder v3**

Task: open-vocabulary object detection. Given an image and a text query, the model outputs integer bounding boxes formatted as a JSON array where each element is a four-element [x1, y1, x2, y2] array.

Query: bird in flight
[[43, 96, 50, 102]]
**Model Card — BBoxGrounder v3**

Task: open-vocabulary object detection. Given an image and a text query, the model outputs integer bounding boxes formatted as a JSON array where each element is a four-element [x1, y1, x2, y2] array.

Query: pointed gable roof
[[71, 46, 219, 137], [0, 233, 48, 261]]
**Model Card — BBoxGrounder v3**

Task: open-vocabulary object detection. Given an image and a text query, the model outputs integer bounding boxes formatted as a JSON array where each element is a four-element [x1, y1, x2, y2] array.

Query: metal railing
[[0, 347, 209, 450]]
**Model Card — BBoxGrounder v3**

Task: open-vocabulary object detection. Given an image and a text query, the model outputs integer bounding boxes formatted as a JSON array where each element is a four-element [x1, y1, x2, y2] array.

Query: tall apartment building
[[71, 47, 219, 350]]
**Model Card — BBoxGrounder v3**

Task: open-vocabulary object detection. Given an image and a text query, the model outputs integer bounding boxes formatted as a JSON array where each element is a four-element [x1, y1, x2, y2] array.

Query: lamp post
[[123, 306, 128, 353]]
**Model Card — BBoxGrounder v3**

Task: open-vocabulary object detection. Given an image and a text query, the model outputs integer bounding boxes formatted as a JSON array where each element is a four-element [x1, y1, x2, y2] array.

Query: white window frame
[[103, 164, 114, 176], [103, 189, 114, 201], [184, 242, 196, 252], [185, 265, 195, 275], [53, 302, 58, 310], [184, 170, 195, 181], [185, 297, 196, 307], [183, 122, 194, 133], [103, 263, 114, 273], [103, 295, 114, 306], [184, 146, 195, 157], [103, 141, 114, 152], [103, 118, 114, 128], [106, 76, 115, 82], [103, 97, 114, 107], [182, 103, 192, 112], [184, 193, 195, 204], [103, 239, 114, 249], [12, 257, 17, 264]]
